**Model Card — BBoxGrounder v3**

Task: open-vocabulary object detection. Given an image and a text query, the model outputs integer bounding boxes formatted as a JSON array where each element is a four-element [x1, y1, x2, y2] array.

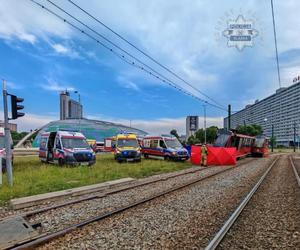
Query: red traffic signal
[[10, 95, 24, 120]]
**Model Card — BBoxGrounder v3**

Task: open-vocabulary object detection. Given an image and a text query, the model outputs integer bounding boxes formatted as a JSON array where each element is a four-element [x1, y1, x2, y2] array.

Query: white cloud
[[50, 43, 81, 59], [0, 111, 56, 132], [117, 75, 140, 91], [52, 43, 69, 54], [0, 0, 72, 43], [1, 0, 300, 113], [87, 114, 223, 135], [281, 65, 300, 86], [8, 112, 223, 134], [128, 117, 223, 135], [6, 81, 23, 90], [16, 113, 56, 131], [40, 79, 75, 92]]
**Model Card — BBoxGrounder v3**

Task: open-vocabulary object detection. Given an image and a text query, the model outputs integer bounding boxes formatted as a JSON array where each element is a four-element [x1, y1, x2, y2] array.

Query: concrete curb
[[10, 177, 134, 210]]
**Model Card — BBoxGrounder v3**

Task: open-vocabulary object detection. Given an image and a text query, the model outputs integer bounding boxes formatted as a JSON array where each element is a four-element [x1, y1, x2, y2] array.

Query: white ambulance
[[39, 131, 96, 166]]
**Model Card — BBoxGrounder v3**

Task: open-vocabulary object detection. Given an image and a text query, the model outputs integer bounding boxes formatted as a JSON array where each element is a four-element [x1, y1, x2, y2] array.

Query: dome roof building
[[32, 118, 147, 147]]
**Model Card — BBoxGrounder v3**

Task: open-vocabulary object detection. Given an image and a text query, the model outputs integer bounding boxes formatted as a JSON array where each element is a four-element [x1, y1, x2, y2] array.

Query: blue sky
[[0, 0, 299, 134]]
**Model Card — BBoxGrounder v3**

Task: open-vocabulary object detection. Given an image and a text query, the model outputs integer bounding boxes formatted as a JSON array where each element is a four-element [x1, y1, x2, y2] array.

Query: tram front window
[[214, 134, 230, 147]]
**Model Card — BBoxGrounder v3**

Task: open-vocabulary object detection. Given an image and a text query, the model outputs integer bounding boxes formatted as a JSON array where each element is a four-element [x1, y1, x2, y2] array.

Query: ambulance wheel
[[58, 158, 65, 166], [144, 154, 148, 159], [164, 156, 170, 161]]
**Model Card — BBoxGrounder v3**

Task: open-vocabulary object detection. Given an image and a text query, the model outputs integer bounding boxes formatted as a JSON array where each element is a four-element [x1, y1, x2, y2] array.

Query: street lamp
[[74, 90, 82, 132], [264, 118, 274, 152], [74, 90, 81, 118]]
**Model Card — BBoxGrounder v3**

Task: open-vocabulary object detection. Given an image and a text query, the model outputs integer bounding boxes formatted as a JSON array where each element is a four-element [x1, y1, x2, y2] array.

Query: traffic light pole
[[2, 80, 13, 186]]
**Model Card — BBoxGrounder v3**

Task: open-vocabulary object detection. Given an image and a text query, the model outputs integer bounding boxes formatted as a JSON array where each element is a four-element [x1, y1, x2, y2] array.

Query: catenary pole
[[294, 122, 296, 153], [203, 105, 207, 144], [3, 80, 13, 186], [271, 124, 274, 152], [228, 104, 231, 130]]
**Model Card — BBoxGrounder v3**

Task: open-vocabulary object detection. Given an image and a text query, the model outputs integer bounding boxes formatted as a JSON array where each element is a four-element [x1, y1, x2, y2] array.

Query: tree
[[187, 126, 218, 145], [170, 129, 179, 139], [11, 131, 29, 145], [236, 124, 262, 136], [187, 135, 198, 145], [206, 126, 218, 143]]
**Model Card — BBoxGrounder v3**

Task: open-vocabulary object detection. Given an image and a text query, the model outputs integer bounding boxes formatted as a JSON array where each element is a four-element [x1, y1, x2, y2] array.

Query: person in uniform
[[201, 144, 208, 166]]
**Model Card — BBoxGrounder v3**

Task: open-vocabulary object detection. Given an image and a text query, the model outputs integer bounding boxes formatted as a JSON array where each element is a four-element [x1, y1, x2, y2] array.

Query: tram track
[[10, 158, 256, 221], [3, 158, 260, 249], [205, 155, 300, 250], [290, 155, 300, 187]]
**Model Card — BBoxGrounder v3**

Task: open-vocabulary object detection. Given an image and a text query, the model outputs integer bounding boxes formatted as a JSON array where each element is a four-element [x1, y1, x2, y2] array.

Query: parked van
[[39, 131, 96, 166], [142, 135, 189, 161], [104, 137, 115, 152], [86, 139, 97, 152], [113, 133, 141, 162], [0, 128, 13, 170]]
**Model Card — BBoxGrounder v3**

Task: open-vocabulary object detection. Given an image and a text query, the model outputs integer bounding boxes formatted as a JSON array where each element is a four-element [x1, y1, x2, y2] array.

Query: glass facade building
[[33, 118, 147, 147]]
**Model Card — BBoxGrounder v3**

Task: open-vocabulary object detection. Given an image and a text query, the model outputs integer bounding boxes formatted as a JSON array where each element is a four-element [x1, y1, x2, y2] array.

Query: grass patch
[[0, 154, 191, 203], [271, 148, 299, 153]]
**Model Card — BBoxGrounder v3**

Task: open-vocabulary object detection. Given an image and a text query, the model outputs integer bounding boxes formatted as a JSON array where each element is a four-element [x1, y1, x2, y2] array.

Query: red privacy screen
[[191, 145, 237, 166]]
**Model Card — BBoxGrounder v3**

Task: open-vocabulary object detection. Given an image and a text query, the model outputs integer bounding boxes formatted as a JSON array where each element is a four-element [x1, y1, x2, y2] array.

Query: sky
[[0, 0, 299, 134]]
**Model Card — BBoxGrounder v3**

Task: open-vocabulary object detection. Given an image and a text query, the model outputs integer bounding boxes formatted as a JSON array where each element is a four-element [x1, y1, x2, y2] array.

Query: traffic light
[[10, 95, 24, 119]]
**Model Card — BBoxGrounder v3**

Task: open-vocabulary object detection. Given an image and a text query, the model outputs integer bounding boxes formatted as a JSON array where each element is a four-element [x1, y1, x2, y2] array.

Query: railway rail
[[3, 158, 259, 249], [290, 156, 300, 187], [10, 158, 255, 219], [205, 155, 299, 250]]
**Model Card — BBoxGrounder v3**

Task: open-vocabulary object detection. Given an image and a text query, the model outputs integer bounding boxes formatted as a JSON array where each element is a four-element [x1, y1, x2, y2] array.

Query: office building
[[186, 116, 199, 140], [224, 77, 300, 146], [60, 91, 83, 120]]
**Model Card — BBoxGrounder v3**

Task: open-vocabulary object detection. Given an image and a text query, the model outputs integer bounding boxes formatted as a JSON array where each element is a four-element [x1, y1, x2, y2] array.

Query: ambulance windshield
[[62, 138, 89, 149], [117, 139, 138, 148], [165, 138, 182, 149]]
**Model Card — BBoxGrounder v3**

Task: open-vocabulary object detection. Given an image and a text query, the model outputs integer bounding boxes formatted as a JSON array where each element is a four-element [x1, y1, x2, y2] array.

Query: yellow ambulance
[[113, 133, 141, 163]]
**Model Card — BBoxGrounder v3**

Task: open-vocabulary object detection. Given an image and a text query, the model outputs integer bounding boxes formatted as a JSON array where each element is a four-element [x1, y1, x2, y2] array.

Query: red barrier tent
[[191, 145, 201, 165], [191, 145, 237, 166]]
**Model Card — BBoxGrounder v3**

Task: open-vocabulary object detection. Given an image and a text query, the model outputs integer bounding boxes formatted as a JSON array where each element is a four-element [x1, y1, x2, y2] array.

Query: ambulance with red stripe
[[39, 131, 96, 166], [142, 135, 189, 161]]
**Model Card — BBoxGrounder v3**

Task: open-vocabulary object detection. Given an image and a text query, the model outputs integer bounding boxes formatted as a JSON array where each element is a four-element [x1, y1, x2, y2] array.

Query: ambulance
[[39, 131, 96, 166], [113, 133, 141, 162], [142, 135, 189, 161]]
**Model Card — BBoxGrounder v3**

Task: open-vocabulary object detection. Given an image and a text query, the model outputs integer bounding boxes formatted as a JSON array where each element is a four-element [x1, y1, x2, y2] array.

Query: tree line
[[170, 124, 264, 145]]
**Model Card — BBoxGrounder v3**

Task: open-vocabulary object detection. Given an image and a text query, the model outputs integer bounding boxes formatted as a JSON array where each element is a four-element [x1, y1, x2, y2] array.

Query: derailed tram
[[213, 129, 269, 158], [252, 135, 269, 157], [213, 129, 255, 159]]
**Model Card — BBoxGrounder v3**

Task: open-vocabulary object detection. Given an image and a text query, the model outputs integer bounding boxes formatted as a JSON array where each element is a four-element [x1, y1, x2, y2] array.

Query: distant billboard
[[188, 116, 198, 131]]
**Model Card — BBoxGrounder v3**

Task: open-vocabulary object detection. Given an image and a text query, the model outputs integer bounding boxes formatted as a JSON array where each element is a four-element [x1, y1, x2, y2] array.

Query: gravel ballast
[[218, 155, 300, 249], [39, 157, 275, 249], [29, 164, 232, 234]]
